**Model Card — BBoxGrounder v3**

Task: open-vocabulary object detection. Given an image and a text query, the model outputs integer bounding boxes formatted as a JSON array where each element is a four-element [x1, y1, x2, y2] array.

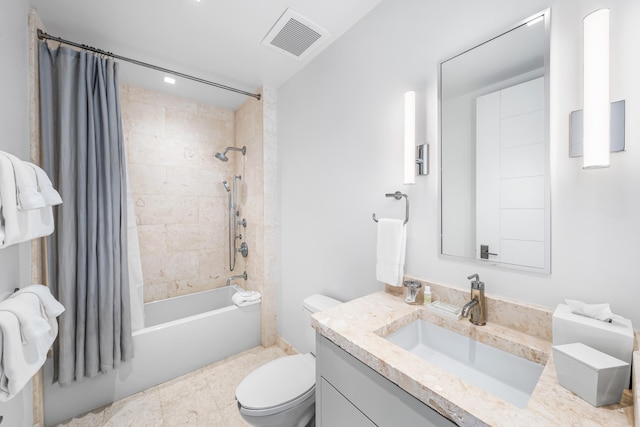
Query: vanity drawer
[[320, 378, 376, 427]]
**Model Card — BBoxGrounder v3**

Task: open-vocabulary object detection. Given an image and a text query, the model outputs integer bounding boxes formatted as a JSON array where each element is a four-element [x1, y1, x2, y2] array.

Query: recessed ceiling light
[[164, 76, 176, 85]]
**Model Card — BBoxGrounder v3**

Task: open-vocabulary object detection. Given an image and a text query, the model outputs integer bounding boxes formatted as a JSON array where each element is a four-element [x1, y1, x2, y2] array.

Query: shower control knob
[[238, 242, 249, 257], [238, 218, 247, 228]]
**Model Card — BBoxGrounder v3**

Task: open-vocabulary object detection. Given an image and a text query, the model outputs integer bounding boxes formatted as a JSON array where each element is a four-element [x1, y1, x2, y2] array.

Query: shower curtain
[[38, 41, 134, 385]]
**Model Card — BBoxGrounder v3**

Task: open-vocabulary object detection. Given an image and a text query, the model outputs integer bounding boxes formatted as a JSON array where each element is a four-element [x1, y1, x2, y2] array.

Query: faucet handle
[[467, 274, 484, 290]]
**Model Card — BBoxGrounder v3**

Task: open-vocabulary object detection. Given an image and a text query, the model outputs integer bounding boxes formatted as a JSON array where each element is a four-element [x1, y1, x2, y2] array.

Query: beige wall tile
[[122, 83, 276, 350], [122, 83, 248, 305], [126, 85, 198, 115], [126, 133, 184, 167], [141, 250, 199, 284], [136, 224, 168, 253], [134, 194, 199, 225], [127, 163, 167, 195], [121, 100, 166, 137]]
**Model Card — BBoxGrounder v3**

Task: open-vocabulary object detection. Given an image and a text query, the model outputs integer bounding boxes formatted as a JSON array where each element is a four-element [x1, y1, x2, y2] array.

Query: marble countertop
[[312, 291, 636, 427]]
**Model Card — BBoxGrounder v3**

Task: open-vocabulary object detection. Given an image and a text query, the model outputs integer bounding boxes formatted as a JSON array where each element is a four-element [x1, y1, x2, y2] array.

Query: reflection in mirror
[[439, 10, 550, 273]]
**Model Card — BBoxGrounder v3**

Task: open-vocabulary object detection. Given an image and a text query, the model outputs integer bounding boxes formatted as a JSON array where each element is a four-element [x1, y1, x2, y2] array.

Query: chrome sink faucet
[[462, 274, 486, 326]]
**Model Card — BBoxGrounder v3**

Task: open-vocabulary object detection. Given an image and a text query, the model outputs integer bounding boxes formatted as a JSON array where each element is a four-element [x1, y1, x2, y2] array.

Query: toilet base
[[237, 390, 315, 427]]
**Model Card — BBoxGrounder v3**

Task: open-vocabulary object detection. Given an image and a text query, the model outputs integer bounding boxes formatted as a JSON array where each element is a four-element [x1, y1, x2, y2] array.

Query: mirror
[[439, 10, 550, 273]]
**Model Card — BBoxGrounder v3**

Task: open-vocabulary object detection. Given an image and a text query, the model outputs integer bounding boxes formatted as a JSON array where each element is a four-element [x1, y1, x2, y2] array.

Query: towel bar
[[372, 191, 409, 225]]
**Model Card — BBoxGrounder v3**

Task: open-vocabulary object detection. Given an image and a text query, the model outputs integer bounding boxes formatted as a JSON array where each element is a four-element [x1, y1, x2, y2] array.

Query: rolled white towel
[[232, 291, 262, 307]]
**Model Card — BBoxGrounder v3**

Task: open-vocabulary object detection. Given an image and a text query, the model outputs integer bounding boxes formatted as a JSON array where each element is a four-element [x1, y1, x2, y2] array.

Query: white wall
[[277, 0, 640, 352], [0, 0, 35, 425]]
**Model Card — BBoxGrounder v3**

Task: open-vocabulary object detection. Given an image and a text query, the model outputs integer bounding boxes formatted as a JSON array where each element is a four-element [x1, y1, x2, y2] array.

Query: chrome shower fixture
[[224, 175, 248, 271], [215, 146, 247, 162], [225, 271, 248, 287]]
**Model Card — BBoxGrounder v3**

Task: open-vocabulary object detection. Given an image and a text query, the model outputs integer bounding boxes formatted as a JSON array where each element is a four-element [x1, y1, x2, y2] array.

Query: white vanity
[[317, 333, 455, 426], [312, 287, 637, 426]]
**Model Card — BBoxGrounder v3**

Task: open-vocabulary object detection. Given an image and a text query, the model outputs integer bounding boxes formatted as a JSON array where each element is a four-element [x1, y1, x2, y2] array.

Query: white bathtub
[[43, 285, 260, 426]]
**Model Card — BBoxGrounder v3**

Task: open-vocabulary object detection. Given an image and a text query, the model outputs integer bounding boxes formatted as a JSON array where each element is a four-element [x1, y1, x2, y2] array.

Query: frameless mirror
[[439, 10, 550, 273]]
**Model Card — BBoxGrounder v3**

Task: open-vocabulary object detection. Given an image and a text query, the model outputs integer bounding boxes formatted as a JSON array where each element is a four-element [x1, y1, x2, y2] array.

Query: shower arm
[[226, 146, 246, 154], [215, 146, 247, 162]]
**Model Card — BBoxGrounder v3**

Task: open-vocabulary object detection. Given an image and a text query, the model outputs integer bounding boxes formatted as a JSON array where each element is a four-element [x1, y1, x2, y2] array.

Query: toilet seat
[[236, 353, 315, 417]]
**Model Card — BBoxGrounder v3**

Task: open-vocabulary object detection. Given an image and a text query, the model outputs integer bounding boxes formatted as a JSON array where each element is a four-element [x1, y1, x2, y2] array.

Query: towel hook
[[372, 191, 409, 225]]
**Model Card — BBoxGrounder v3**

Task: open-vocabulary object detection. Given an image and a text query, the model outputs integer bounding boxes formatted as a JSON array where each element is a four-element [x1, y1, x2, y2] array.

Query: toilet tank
[[303, 294, 342, 354]]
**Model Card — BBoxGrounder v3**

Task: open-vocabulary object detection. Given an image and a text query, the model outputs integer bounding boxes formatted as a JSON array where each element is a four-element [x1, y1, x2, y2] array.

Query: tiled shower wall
[[119, 84, 277, 345], [120, 85, 237, 302]]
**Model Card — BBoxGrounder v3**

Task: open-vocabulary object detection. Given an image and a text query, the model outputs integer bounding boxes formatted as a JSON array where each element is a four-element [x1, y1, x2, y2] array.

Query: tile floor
[[55, 345, 287, 427]]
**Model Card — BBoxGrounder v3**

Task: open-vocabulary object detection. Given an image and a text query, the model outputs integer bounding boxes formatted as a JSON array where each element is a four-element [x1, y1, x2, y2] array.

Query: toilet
[[235, 294, 342, 427]]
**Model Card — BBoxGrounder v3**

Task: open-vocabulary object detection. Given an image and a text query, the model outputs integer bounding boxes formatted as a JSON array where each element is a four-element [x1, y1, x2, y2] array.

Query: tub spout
[[226, 271, 247, 286]]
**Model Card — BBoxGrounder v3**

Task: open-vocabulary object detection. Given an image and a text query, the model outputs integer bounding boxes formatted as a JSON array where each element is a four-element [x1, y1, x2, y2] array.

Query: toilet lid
[[236, 354, 315, 410]]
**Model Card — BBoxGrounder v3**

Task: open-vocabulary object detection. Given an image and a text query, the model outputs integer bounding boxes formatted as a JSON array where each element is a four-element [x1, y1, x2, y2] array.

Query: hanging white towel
[[0, 294, 51, 344], [24, 162, 62, 206], [1, 152, 46, 211], [0, 153, 59, 249], [0, 285, 64, 401], [12, 285, 65, 320], [0, 152, 29, 247], [0, 310, 54, 402], [11, 286, 63, 358], [376, 218, 406, 287], [0, 195, 4, 247]]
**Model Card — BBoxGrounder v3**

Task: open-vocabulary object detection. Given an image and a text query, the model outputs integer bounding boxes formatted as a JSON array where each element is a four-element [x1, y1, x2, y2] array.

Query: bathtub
[[43, 285, 260, 426]]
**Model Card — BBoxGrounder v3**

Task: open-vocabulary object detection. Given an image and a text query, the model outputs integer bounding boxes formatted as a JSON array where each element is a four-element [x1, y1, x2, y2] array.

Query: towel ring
[[372, 191, 409, 225]]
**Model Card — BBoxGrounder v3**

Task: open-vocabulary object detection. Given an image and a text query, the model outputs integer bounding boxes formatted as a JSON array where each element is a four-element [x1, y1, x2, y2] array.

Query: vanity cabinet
[[316, 334, 455, 427]]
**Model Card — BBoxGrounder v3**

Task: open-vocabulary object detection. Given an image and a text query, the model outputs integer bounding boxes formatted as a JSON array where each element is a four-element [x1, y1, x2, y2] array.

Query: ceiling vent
[[262, 8, 330, 61]]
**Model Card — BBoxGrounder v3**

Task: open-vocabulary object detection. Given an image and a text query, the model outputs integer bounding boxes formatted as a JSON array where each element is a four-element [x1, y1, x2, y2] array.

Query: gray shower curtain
[[38, 41, 133, 386]]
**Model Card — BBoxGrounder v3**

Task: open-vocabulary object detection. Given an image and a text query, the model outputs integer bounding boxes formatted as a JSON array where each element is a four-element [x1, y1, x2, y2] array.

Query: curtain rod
[[37, 29, 261, 101]]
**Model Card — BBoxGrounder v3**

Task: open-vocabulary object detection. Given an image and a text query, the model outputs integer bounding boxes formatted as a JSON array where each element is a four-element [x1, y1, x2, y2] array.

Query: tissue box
[[552, 303, 633, 386], [553, 343, 629, 407]]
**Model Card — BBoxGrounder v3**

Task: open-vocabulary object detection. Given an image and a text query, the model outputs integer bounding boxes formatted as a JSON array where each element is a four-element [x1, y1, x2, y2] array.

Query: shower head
[[223, 181, 231, 192], [214, 146, 247, 162]]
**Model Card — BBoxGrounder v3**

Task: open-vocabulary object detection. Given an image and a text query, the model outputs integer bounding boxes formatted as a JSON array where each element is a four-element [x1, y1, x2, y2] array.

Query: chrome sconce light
[[403, 91, 428, 185], [570, 8, 625, 168]]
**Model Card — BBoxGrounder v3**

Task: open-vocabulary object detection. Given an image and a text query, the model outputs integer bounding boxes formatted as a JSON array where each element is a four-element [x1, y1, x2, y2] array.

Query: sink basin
[[385, 320, 544, 408]]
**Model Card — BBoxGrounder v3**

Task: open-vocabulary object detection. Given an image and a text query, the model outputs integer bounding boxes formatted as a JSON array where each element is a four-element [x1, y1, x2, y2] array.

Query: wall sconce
[[569, 8, 625, 168], [403, 91, 428, 184]]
